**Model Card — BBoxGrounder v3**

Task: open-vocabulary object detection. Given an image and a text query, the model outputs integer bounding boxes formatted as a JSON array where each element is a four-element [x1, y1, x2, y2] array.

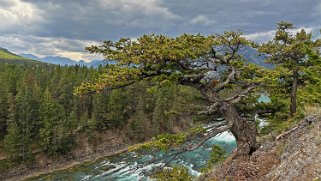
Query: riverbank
[[0, 128, 133, 181], [2, 145, 129, 181], [1, 119, 194, 181]]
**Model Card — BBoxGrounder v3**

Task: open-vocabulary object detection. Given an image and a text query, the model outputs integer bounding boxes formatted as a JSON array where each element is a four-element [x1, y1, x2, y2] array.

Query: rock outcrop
[[203, 115, 321, 181]]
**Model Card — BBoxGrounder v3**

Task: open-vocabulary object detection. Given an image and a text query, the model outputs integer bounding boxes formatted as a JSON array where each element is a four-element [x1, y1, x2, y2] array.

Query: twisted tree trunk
[[201, 88, 258, 158], [219, 102, 258, 157]]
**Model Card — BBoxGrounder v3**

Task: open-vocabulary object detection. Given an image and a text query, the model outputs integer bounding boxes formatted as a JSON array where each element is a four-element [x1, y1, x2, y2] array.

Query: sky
[[0, 0, 321, 62]]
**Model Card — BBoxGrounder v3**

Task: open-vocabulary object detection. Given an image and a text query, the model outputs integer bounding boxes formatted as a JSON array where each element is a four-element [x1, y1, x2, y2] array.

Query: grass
[[0, 48, 43, 65], [0, 48, 29, 60], [0, 158, 18, 174], [303, 104, 321, 116]]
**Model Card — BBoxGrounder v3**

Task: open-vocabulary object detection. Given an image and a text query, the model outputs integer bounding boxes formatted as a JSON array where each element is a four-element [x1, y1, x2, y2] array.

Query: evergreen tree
[[15, 73, 41, 162], [39, 89, 66, 155], [91, 93, 109, 130], [152, 86, 175, 134], [0, 85, 8, 143], [79, 32, 268, 157], [131, 96, 149, 141], [106, 89, 129, 128], [259, 22, 318, 117], [4, 94, 21, 162]]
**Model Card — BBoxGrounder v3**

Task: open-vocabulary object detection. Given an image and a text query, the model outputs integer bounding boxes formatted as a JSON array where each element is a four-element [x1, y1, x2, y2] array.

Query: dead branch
[[198, 102, 220, 115], [224, 85, 257, 103], [214, 67, 236, 92], [182, 121, 233, 151]]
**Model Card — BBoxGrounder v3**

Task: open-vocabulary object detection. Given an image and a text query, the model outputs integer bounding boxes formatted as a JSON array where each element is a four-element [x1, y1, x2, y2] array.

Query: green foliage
[[128, 125, 206, 152], [201, 145, 227, 172], [297, 49, 321, 105], [151, 85, 175, 134], [1, 23, 320, 174], [77, 34, 218, 93], [4, 95, 21, 162], [259, 22, 320, 117], [129, 96, 149, 141], [151, 165, 194, 181], [0, 158, 18, 174], [0, 48, 41, 65], [188, 126, 206, 135], [129, 132, 188, 151], [0, 49, 29, 60], [0, 64, 99, 162], [90, 93, 108, 130], [40, 89, 73, 156], [0, 86, 8, 141], [0, 61, 205, 166], [106, 89, 129, 127]]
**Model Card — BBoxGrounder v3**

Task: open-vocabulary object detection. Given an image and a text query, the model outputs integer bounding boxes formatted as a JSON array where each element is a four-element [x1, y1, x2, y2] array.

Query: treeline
[[0, 63, 202, 165]]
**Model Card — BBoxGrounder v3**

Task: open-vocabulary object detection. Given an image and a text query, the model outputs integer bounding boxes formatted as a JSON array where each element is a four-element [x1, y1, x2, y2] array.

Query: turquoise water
[[33, 95, 270, 181], [35, 132, 236, 181], [258, 94, 271, 103]]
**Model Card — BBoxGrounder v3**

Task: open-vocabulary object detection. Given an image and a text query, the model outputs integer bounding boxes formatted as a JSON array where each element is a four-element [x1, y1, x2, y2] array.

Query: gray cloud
[[0, 0, 320, 61], [190, 15, 215, 26], [0, 34, 102, 62]]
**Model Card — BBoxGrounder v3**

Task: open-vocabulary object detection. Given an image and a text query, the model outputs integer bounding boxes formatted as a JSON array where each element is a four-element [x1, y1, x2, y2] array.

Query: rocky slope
[[202, 115, 321, 181]]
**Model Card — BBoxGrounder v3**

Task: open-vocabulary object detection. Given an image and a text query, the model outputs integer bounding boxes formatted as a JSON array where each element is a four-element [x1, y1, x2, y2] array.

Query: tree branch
[[101, 81, 136, 93], [214, 67, 236, 92], [198, 102, 220, 115], [224, 84, 257, 103], [182, 121, 233, 151], [179, 74, 204, 89]]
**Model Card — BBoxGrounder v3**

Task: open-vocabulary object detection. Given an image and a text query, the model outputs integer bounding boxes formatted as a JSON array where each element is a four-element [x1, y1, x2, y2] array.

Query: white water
[[36, 131, 236, 181]]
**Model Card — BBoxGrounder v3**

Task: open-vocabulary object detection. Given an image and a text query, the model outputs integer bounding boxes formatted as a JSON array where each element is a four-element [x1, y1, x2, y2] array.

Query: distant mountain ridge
[[19, 53, 114, 67], [2, 46, 270, 68], [0, 47, 43, 65], [213, 45, 273, 69]]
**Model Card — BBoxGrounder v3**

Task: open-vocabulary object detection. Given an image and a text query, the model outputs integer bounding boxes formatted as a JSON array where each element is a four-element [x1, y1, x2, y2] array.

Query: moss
[[312, 177, 321, 181], [0, 158, 18, 174], [151, 165, 194, 181], [129, 125, 206, 152], [315, 137, 321, 146], [276, 143, 287, 156], [200, 145, 227, 173]]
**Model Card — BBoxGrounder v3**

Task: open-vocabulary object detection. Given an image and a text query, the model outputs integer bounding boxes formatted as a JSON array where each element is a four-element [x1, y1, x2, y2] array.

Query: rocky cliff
[[203, 115, 321, 181]]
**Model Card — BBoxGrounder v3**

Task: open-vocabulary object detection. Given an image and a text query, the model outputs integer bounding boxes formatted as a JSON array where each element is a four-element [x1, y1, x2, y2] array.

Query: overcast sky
[[1, 0, 321, 62]]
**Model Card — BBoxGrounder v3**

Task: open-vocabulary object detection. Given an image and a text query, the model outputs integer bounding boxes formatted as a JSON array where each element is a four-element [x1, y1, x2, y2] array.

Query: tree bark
[[290, 69, 298, 117], [219, 102, 258, 157], [200, 88, 258, 157]]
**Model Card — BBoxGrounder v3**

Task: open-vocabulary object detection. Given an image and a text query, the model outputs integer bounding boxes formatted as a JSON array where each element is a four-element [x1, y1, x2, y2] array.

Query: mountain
[[19, 53, 113, 67], [213, 45, 273, 68], [88, 59, 114, 67], [18, 45, 270, 68], [0, 48, 42, 65], [42, 56, 78, 66], [238, 46, 273, 69], [18, 53, 39, 60], [20, 53, 83, 66]]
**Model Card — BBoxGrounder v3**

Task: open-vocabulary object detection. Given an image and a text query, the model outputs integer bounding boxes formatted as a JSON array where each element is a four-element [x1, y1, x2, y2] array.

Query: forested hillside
[[0, 48, 42, 65], [0, 62, 203, 174], [74, 22, 321, 180], [0, 22, 321, 181]]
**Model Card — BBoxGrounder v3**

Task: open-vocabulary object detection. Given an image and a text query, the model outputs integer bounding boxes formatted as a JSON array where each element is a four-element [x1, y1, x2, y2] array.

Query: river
[[33, 131, 236, 181], [32, 95, 270, 180]]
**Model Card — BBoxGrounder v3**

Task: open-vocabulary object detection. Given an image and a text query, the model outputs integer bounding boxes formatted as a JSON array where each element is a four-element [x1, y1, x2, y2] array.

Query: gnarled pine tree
[[77, 32, 267, 157]]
